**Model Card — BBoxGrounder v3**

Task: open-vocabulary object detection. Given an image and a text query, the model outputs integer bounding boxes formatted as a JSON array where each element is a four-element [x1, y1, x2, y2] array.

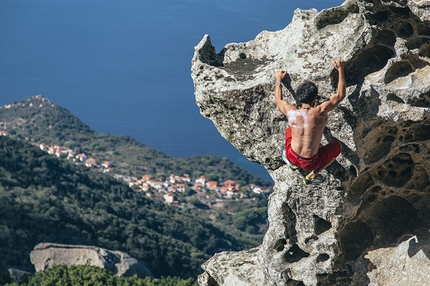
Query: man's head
[[296, 81, 318, 104]]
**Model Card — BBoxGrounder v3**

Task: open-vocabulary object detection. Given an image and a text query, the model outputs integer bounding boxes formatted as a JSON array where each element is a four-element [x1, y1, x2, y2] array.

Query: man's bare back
[[287, 107, 328, 158], [274, 60, 346, 184]]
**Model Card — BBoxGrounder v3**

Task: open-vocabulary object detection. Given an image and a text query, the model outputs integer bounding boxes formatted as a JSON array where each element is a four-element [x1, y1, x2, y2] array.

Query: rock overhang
[[192, 0, 430, 285]]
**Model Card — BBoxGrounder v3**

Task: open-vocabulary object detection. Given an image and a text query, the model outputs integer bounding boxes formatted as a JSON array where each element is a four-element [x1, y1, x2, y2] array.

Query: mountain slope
[[0, 95, 271, 187], [0, 136, 242, 278]]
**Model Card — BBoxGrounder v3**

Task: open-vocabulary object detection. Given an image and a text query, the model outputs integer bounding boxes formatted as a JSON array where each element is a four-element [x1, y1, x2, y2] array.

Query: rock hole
[[274, 239, 287, 252], [284, 244, 310, 263], [389, 6, 410, 17], [371, 153, 414, 187], [408, 54, 430, 69], [419, 42, 430, 58], [350, 172, 374, 202], [376, 30, 396, 46], [405, 37, 429, 50], [239, 52, 246, 59], [338, 220, 373, 260], [342, 45, 394, 86], [286, 279, 305, 286], [363, 126, 397, 164], [317, 253, 330, 263], [385, 54, 430, 84], [369, 186, 382, 193], [349, 165, 358, 177], [304, 235, 318, 245], [367, 10, 388, 23], [382, 136, 395, 143], [400, 166, 412, 177], [281, 202, 298, 242], [417, 24, 430, 36], [363, 196, 417, 247], [387, 93, 405, 103], [314, 215, 332, 235], [409, 90, 430, 107], [384, 60, 414, 84], [388, 170, 397, 177], [395, 21, 414, 38], [316, 7, 352, 30]]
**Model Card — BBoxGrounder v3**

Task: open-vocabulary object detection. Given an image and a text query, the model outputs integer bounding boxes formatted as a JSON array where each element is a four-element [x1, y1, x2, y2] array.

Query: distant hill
[[0, 96, 272, 279], [0, 135, 241, 278], [0, 95, 272, 187]]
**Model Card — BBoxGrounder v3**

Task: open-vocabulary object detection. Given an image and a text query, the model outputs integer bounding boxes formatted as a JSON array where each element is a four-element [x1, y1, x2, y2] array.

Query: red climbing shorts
[[285, 127, 342, 171]]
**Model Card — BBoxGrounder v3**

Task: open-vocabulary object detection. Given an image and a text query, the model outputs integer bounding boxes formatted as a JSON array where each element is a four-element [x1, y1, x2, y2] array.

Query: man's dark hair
[[296, 81, 318, 104]]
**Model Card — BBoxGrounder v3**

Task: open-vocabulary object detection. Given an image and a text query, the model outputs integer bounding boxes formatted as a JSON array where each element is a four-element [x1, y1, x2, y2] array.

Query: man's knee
[[326, 140, 342, 158], [334, 140, 342, 153]]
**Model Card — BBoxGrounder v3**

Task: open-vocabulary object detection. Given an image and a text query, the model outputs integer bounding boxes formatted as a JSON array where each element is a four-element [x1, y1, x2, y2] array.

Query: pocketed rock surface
[[191, 0, 430, 285]]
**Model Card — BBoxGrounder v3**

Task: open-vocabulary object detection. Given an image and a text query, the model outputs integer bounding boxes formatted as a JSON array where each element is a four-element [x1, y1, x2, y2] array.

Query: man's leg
[[305, 141, 342, 182], [283, 126, 299, 170], [306, 157, 336, 180]]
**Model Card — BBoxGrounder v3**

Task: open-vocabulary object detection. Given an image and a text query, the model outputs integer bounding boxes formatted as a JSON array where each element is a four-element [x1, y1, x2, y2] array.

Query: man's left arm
[[275, 71, 295, 115]]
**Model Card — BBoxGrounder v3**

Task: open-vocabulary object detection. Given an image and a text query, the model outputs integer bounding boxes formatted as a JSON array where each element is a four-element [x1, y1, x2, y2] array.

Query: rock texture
[[30, 243, 153, 278], [191, 0, 430, 285]]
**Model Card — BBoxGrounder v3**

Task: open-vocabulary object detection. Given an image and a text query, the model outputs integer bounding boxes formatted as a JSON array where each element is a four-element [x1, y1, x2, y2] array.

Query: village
[[25, 138, 272, 205]]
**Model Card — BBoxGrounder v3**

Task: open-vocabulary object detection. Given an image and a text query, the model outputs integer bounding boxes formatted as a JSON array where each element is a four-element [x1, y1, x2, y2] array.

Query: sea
[[0, 0, 344, 181]]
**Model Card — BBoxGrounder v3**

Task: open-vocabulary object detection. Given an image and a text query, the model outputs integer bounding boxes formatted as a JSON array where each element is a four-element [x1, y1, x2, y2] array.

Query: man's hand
[[321, 59, 346, 113], [334, 60, 344, 71], [275, 70, 288, 82]]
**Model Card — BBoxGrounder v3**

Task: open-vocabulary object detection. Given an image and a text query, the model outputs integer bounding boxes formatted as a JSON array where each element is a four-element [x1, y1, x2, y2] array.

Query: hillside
[[0, 135, 241, 278], [0, 96, 273, 279], [0, 95, 272, 188]]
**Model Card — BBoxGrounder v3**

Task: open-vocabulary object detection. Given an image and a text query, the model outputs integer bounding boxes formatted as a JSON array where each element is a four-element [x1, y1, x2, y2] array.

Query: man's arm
[[320, 60, 346, 113], [275, 71, 295, 115]]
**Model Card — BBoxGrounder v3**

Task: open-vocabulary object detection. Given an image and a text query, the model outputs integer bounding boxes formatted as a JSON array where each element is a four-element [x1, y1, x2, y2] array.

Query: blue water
[[0, 0, 344, 181]]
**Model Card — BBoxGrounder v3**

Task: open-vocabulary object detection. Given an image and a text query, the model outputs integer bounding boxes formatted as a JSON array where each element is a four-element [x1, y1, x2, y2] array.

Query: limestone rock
[[30, 243, 153, 278], [197, 248, 268, 286], [191, 0, 430, 285], [8, 268, 31, 283]]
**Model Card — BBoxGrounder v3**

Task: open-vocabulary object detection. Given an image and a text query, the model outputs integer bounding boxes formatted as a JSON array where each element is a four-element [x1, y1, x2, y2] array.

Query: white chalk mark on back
[[287, 109, 309, 129]]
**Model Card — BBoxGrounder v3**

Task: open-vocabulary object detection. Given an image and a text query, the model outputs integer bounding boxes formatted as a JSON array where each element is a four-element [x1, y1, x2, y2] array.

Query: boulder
[[191, 0, 430, 285], [7, 268, 31, 283], [197, 248, 267, 286], [30, 243, 153, 278]]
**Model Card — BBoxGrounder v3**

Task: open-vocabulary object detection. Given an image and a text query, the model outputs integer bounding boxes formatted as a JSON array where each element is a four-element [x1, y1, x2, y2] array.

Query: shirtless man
[[275, 60, 346, 185]]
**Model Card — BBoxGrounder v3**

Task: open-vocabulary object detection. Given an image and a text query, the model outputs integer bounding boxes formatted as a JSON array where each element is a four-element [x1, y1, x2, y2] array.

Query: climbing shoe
[[282, 148, 299, 171], [303, 173, 326, 185]]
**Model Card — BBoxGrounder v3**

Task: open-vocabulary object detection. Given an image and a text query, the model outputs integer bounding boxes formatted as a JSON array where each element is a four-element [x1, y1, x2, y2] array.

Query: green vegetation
[[233, 207, 268, 234], [3, 265, 198, 286], [0, 136, 241, 278], [0, 96, 272, 188], [0, 96, 273, 281]]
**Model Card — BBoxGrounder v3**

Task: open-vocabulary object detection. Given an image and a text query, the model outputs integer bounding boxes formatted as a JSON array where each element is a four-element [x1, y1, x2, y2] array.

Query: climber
[[275, 60, 346, 185]]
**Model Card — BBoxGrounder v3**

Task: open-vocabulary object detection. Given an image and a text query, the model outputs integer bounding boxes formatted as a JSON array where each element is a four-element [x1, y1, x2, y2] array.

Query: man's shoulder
[[285, 105, 299, 113], [314, 101, 333, 115]]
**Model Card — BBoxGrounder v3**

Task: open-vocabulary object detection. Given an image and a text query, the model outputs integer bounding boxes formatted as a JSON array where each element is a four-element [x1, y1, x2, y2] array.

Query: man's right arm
[[321, 60, 346, 113], [275, 71, 295, 115]]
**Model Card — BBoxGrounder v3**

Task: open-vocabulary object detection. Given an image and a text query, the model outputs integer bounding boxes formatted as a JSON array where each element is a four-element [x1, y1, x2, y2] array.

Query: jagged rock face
[[30, 243, 153, 278], [191, 0, 430, 285]]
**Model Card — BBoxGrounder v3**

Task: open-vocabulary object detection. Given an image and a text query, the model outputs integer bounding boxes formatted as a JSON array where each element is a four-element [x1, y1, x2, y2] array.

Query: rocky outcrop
[[191, 0, 430, 285], [30, 243, 153, 278]]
